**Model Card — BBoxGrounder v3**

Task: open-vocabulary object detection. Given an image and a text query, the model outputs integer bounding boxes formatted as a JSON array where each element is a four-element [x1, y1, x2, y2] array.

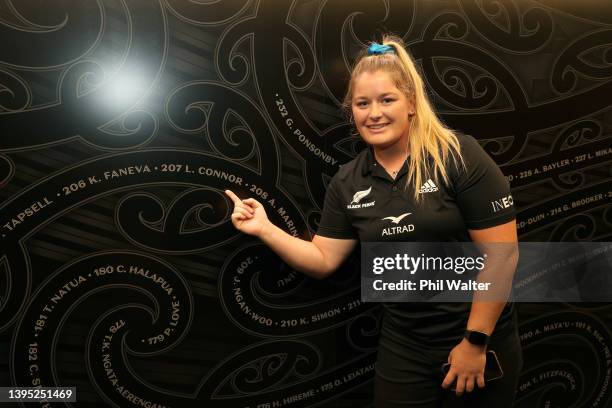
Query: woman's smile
[[367, 123, 390, 132]]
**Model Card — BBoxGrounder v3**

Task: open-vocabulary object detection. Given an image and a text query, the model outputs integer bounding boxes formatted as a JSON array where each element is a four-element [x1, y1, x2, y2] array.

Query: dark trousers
[[374, 327, 523, 408]]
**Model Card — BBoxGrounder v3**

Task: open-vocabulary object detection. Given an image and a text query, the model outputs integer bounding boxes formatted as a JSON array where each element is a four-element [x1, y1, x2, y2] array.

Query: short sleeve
[[316, 174, 358, 239], [452, 135, 516, 229]]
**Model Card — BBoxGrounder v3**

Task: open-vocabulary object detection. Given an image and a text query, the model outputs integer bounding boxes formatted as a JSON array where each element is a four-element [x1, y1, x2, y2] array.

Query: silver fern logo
[[347, 186, 375, 209], [351, 186, 372, 204]]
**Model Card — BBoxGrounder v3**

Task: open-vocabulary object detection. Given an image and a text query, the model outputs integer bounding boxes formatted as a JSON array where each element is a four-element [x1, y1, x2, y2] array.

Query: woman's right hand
[[225, 189, 270, 237]]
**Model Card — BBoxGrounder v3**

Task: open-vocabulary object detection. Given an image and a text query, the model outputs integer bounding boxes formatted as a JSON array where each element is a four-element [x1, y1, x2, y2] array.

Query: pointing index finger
[[225, 189, 241, 204]]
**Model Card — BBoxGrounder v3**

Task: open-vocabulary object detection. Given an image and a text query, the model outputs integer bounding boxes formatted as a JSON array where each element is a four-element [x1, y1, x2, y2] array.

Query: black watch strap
[[464, 330, 490, 346]]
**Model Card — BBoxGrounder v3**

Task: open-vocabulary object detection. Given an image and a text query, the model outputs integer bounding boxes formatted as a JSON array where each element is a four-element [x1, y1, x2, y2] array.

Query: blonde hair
[[343, 34, 463, 201]]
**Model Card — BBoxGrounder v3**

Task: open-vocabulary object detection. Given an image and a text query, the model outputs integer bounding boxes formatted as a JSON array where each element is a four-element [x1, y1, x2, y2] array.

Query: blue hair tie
[[368, 42, 395, 55]]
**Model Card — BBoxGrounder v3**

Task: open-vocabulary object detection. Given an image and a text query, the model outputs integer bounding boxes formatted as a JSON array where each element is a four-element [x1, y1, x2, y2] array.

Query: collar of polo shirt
[[362, 146, 409, 180]]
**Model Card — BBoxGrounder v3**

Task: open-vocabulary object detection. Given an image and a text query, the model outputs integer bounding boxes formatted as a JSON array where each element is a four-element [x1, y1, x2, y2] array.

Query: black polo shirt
[[317, 133, 516, 345]]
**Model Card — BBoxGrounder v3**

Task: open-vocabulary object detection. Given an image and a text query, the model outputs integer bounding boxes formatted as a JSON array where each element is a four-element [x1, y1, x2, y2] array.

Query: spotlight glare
[[101, 71, 146, 106]]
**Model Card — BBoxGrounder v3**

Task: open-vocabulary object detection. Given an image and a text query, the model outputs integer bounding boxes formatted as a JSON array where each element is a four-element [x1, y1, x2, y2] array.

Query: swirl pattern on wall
[[0, 1, 610, 407]]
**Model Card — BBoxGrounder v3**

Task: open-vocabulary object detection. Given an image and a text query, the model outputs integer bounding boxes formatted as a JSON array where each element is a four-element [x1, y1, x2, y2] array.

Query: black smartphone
[[441, 350, 504, 390]]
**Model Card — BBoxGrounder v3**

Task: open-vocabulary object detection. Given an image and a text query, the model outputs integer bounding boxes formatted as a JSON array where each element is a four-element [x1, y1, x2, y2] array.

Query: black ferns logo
[[347, 187, 375, 209]]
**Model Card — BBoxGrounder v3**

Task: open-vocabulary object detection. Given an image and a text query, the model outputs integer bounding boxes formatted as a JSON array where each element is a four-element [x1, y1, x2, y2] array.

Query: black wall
[[0, 1, 611, 407]]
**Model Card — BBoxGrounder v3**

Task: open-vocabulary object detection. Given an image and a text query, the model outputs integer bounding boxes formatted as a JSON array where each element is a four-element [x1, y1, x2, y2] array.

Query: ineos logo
[[491, 194, 514, 212]]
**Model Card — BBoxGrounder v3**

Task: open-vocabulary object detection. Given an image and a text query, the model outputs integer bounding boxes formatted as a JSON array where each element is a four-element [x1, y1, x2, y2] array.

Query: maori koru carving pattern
[[0, 0, 610, 406]]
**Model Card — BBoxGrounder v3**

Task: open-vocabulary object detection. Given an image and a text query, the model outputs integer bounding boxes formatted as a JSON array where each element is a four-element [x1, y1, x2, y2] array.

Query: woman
[[226, 34, 522, 408]]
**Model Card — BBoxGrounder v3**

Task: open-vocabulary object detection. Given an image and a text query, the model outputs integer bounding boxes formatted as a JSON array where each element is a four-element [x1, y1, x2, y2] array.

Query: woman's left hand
[[441, 338, 487, 396]]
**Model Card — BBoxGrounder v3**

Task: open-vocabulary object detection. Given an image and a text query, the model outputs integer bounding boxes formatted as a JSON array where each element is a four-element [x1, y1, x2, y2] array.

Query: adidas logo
[[418, 179, 438, 193]]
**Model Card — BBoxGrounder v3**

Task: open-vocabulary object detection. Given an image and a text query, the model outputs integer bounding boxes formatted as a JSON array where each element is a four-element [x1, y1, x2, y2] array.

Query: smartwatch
[[464, 329, 490, 347]]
